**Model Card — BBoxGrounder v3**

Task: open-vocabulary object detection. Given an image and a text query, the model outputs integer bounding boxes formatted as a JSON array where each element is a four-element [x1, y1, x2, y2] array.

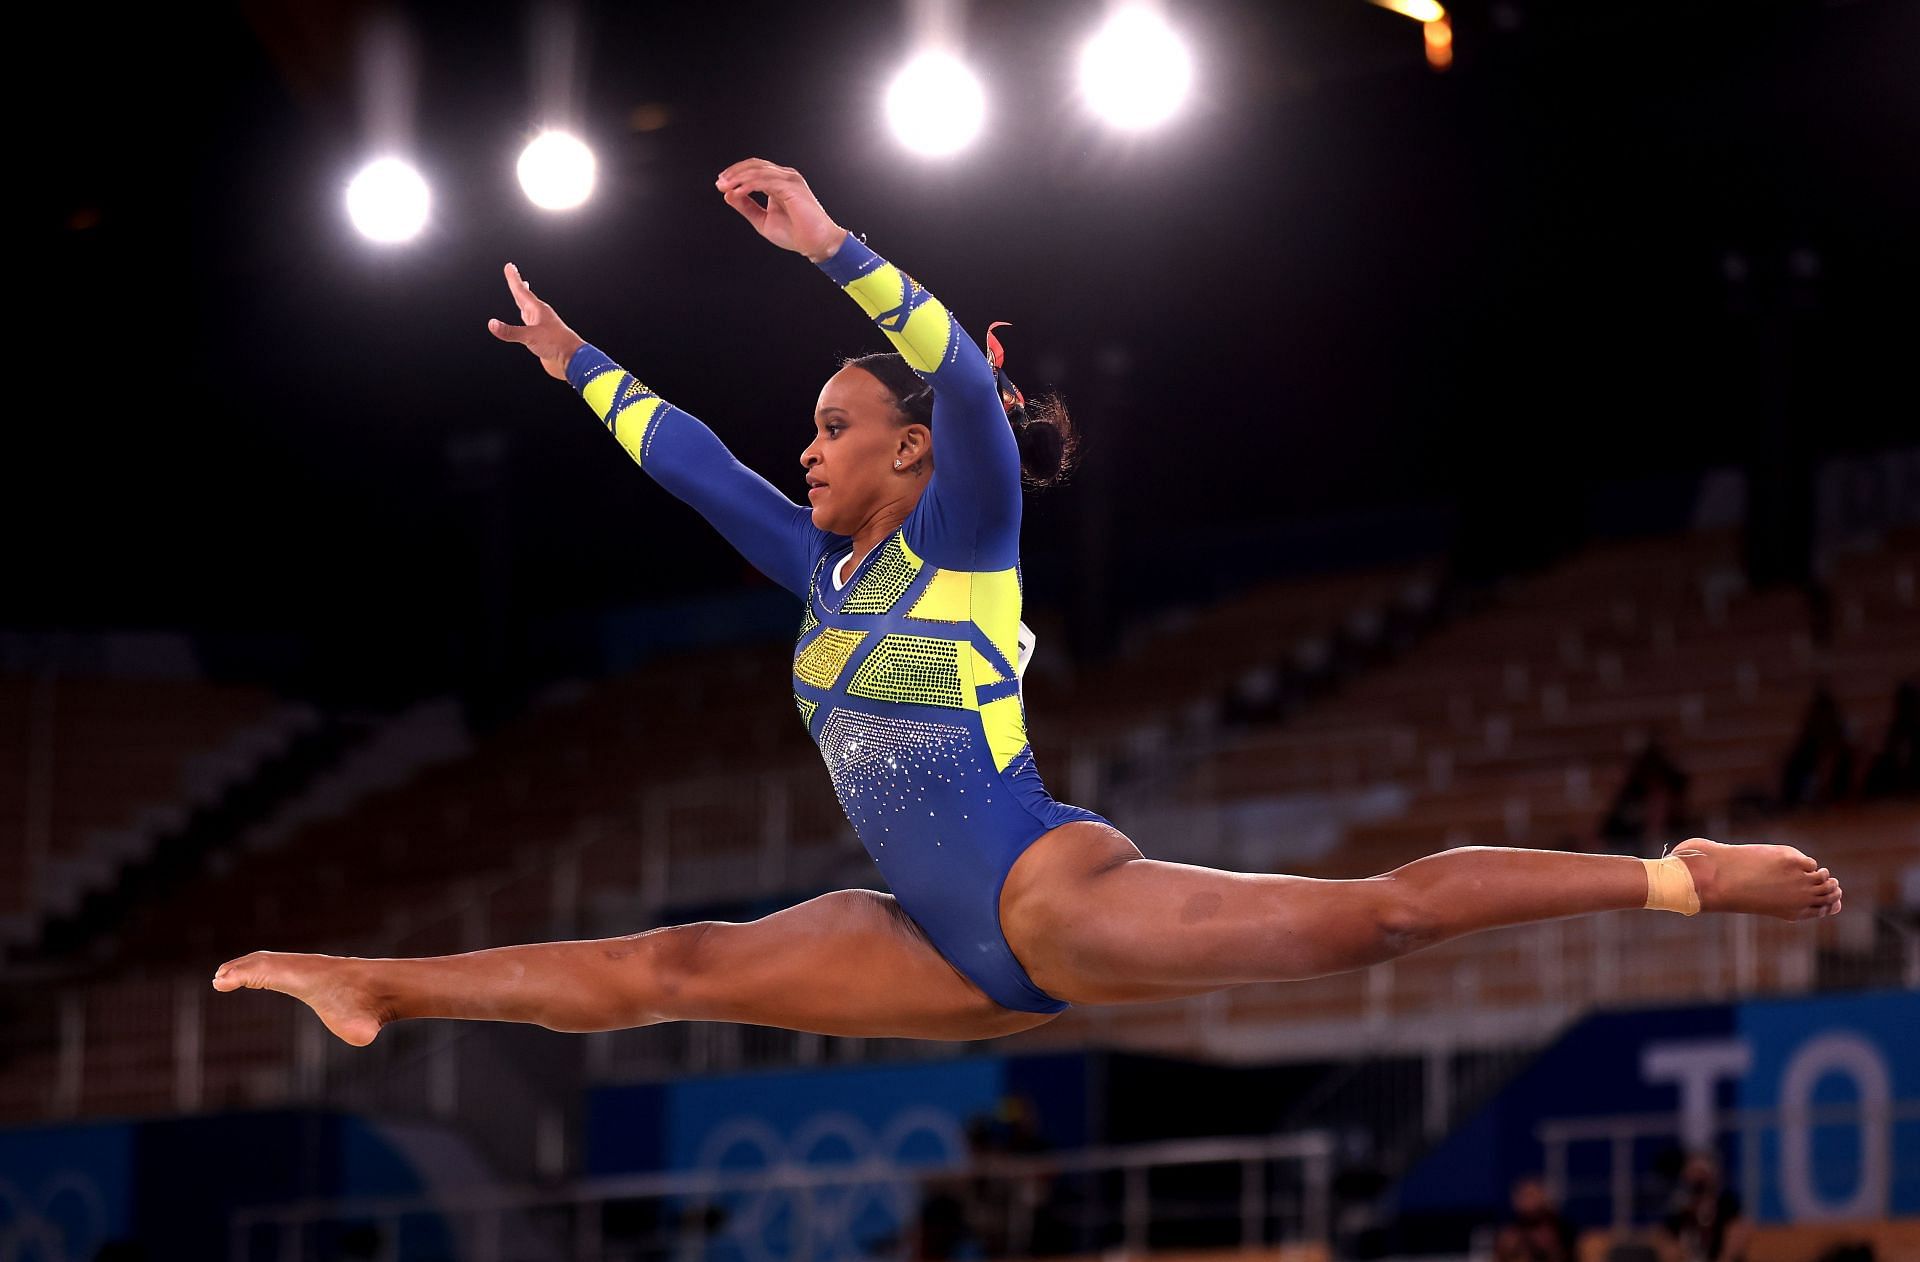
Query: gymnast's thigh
[[675, 888, 1060, 1041], [999, 821, 1396, 1006]]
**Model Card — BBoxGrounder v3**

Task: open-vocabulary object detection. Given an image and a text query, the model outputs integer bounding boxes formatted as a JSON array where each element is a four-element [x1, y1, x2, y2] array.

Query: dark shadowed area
[[14, 0, 1918, 699]]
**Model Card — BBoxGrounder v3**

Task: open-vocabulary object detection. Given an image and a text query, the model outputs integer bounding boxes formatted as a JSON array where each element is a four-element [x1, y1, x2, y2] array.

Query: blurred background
[[4, 0, 1917, 1258]]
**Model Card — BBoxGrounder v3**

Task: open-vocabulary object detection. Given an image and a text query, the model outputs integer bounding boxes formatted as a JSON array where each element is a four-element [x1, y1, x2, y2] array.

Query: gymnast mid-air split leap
[[214, 158, 1843, 1046]]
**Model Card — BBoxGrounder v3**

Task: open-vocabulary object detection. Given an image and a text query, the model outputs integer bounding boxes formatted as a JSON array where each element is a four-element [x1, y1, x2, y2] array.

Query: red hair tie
[[986, 321, 1027, 420]]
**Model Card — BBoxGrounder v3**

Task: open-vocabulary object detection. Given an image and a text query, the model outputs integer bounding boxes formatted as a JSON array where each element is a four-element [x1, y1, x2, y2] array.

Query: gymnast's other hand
[[715, 158, 848, 263], [487, 262, 587, 381]]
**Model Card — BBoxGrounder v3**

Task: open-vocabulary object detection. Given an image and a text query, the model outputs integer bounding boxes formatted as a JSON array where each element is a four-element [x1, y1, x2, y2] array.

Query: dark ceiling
[[13, 0, 1918, 695]]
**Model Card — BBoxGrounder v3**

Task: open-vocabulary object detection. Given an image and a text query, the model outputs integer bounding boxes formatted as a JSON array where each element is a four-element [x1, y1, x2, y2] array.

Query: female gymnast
[[214, 158, 1843, 1047]]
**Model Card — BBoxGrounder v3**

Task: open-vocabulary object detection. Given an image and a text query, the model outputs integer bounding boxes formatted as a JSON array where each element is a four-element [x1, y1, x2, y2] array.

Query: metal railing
[[229, 1131, 1339, 1262], [1538, 1099, 1920, 1233]]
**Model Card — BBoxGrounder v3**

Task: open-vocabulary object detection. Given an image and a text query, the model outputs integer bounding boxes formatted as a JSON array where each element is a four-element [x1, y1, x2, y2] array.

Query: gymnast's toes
[[1677, 839, 1842, 922], [211, 950, 275, 992], [211, 950, 385, 1047]]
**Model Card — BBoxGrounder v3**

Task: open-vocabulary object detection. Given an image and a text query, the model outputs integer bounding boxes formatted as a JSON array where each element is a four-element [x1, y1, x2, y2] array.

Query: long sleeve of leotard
[[566, 345, 832, 599], [814, 233, 1021, 571]]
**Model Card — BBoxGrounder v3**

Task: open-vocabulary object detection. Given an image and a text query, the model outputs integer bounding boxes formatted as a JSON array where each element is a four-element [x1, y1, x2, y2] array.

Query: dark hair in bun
[[842, 351, 1080, 490]]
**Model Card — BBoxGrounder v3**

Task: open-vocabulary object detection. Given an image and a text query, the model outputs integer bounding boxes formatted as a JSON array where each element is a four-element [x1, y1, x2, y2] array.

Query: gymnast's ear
[[894, 423, 931, 473]]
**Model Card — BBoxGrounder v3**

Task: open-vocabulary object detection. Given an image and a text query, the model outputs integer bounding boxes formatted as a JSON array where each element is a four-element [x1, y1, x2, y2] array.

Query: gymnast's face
[[800, 365, 930, 535]]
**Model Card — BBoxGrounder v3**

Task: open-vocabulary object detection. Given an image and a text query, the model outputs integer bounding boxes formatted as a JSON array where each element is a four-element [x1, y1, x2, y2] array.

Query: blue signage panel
[[664, 1058, 1010, 1262], [1396, 989, 1920, 1225], [1736, 991, 1920, 1221], [0, 1121, 134, 1261]]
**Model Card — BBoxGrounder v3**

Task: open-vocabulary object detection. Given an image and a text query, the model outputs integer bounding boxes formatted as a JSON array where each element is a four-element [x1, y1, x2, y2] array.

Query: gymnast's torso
[[794, 522, 1104, 1013], [567, 232, 1101, 1013]]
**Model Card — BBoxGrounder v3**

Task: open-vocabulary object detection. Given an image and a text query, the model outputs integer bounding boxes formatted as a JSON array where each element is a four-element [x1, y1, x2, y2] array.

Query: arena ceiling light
[[884, 50, 987, 157], [345, 157, 430, 244], [1371, 0, 1444, 19], [1368, 0, 1453, 71], [1078, 5, 1194, 131], [517, 130, 597, 210]]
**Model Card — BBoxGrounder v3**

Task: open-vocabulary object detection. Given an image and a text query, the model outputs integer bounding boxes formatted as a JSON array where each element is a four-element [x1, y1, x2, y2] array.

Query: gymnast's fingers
[[717, 157, 802, 195], [503, 262, 545, 324], [722, 184, 769, 229], [716, 156, 778, 187], [486, 316, 532, 344]]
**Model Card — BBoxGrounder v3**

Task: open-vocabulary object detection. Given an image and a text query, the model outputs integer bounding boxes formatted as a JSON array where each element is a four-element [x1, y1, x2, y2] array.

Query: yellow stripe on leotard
[[969, 567, 1022, 673], [581, 366, 622, 419], [580, 369, 668, 469], [839, 265, 956, 373], [979, 695, 1029, 773], [795, 627, 867, 690], [907, 567, 971, 622]]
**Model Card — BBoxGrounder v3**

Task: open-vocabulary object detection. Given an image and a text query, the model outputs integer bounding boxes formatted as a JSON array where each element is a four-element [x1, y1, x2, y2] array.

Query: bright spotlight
[[346, 157, 430, 244], [517, 130, 597, 211], [1372, 0, 1445, 20], [884, 51, 987, 157], [1366, 1, 1452, 72], [1079, 6, 1194, 131]]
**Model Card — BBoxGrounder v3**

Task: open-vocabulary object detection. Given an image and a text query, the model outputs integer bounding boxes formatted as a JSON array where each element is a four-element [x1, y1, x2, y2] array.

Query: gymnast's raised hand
[[713, 157, 849, 262], [486, 262, 584, 380]]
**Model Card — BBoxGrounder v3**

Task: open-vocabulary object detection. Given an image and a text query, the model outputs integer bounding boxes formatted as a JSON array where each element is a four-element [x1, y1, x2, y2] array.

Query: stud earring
[[894, 459, 902, 469]]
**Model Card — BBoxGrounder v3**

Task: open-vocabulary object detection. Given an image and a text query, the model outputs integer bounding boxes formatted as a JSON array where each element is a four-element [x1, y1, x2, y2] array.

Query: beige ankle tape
[[1643, 855, 1701, 916]]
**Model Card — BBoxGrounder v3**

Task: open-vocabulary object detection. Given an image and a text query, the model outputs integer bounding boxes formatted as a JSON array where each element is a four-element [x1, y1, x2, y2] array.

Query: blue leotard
[[565, 232, 1106, 1013]]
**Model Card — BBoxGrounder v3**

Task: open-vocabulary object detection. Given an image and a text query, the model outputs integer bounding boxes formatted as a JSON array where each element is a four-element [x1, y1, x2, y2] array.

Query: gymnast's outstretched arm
[[717, 158, 1021, 571], [812, 232, 1021, 565], [488, 262, 832, 599]]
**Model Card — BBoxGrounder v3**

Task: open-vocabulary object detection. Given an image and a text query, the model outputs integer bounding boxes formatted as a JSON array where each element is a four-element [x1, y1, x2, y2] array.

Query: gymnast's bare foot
[[211, 951, 388, 1046], [1673, 838, 1843, 922]]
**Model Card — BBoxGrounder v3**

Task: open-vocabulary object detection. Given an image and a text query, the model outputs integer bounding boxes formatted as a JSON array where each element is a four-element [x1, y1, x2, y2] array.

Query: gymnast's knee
[[562, 921, 717, 1030], [1372, 872, 1443, 954], [646, 921, 718, 1014]]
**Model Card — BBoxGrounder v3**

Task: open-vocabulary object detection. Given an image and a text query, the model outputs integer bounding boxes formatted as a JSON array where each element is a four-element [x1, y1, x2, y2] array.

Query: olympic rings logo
[[0, 1172, 109, 1262], [688, 1105, 968, 1262]]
